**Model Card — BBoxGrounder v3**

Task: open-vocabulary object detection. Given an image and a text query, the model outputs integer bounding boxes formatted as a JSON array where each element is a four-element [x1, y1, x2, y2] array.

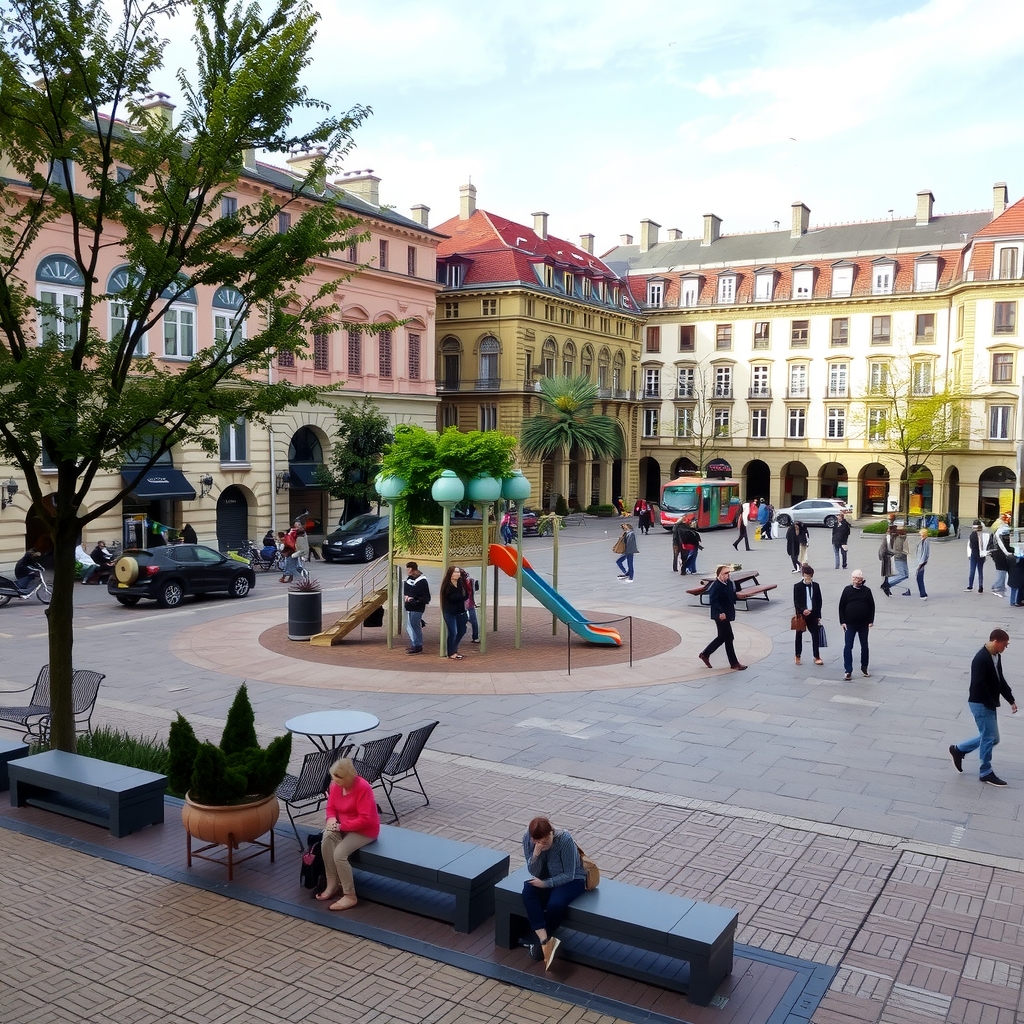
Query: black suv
[[108, 544, 257, 608]]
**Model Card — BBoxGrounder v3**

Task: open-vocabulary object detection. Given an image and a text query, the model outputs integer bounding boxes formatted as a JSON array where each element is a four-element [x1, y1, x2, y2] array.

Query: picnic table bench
[[343, 823, 510, 933], [687, 571, 777, 609], [8, 749, 166, 837], [494, 866, 738, 1006]]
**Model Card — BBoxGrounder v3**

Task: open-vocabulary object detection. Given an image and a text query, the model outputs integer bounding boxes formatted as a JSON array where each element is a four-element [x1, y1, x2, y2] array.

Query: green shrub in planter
[[588, 504, 616, 517], [862, 521, 889, 534], [554, 494, 569, 517]]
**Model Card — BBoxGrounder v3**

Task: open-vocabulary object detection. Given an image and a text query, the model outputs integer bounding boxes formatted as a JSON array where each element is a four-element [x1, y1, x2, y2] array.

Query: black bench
[[0, 738, 29, 790], [8, 750, 166, 837], [343, 823, 509, 933], [494, 866, 737, 1007], [734, 583, 777, 608]]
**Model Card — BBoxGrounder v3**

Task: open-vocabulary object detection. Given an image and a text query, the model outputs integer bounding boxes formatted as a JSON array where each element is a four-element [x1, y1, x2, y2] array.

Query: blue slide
[[488, 544, 621, 645]]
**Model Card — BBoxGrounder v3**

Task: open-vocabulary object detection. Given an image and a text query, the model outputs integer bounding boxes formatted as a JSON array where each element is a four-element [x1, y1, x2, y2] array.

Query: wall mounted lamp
[[275, 470, 290, 494], [199, 474, 214, 498], [1, 478, 18, 510]]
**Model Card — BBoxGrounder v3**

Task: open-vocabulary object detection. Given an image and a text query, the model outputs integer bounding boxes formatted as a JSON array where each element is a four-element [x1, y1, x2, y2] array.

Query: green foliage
[[219, 683, 258, 755], [190, 743, 248, 805], [520, 375, 622, 461], [318, 396, 393, 515], [380, 425, 518, 547], [76, 727, 169, 775], [587, 504, 617, 517], [861, 521, 889, 534], [168, 713, 200, 796], [554, 494, 569, 517]]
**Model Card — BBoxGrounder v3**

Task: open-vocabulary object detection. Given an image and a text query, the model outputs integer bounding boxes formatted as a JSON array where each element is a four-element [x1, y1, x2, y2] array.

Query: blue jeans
[[957, 703, 1000, 777], [833, 544, 847, 569], [521, 877, 586, 939], [885, 562, 909, 590], [967, 555, 984, 589], [686, 548, 698, 573], [992, 569, 1008, 592], [843, 624, 869, 674], [443, 610, 467, 656], [615, 553, 634, 579], [467, 606, 479, 641], [916, 565, 927, 598], [406, 609, 423, 649]]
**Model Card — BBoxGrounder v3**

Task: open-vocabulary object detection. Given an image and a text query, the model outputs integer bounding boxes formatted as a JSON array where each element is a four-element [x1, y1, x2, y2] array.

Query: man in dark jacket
[[697, 565, 747, 671], [838, 569, 875, 680], [831, 513, 851, 569], [403, 562, 431, 655], [949, 628, 1017, 786], [671, 521, 701, 574]]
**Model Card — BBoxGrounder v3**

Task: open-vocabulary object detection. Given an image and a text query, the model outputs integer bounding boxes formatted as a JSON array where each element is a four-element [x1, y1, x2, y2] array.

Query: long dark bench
[[0, 738, 29, 790], [341, 823, 509, 933], [734, 583, 777, 608], [8, 749, 166, 838], [494, 866, 738, 1007]]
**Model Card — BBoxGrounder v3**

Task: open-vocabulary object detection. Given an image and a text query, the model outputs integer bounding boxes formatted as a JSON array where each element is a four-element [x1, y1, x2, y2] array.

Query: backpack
[[300, 834, 326, 896], [987, 530, 999, 552]]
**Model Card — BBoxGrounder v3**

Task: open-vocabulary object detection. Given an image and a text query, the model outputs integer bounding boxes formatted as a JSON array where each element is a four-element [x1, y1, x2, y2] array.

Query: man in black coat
[[949, 628, 1017, 786], [838, 569, 874, 680], [793, 564, 824, 665], [831, 513, 851, 570], [698, 565, 747, 671]]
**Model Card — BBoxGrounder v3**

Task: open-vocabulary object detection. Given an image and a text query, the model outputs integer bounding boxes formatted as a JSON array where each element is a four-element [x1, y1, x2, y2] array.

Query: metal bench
[[494, 866, 738, 1007], [340, 823, 509, 933], [0, 738, 28, 790], [8, 749, 166, 837], [734, 583, 777, 608]]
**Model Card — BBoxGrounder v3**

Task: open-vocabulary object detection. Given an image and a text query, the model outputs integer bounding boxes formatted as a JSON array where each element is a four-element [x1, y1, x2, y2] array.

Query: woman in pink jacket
[[315, 757, 380, 911]]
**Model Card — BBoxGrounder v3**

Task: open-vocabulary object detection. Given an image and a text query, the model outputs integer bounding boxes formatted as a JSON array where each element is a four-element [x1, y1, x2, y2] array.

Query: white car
[[773, 499, 853, 529]]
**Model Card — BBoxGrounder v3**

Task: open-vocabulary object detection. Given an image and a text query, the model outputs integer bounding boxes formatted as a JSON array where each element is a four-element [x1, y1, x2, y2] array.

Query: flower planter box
[[398, 523, 499, 567]]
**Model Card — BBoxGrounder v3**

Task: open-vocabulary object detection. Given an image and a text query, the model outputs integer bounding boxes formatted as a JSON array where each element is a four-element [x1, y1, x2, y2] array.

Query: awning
[[121, 466, 197, 501], [286, 463, 324, 488]]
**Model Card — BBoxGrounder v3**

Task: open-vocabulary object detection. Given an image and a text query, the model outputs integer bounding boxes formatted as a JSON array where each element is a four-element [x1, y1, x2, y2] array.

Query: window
[[480, 337, 500, 386], [792, 268, 813, 299], [827, 407, 846, 439], [49, 159, 72, 191], [564, 272, 574, 295], [646, 326, 661, 353], [116, 165, 135, 205], [278, 211, 291, 233], [750, 408, 769, 438], [998, 247, 1019, 280], [378, 240, 388, 270], [912, 361, 932, 396], [869, 362, 890, 395], [277, 348, 294, 368], [482, 298, 497, 316], [582, 278, 592, 299], [788, 407, 806, 438], [219, 417, 247, 463], [163, 305, 195, 358], [992, 352, 1014, 383], [677, 367, 695, 397], [643, 409, 659, 437], [313, 333, 329, 372], [600, 316, 610, 333], [868, 408, 887, 442], [408, 333, 421, 380], [442, 404, 458, 429], [789, 363, 807, 398], [873, 263, 894, 295], [480, 405, 498, 431], [790, 320, 809, 347], [646, 280, 663, 307], [714, 365, 732, 398], [831, 318, 849, 347], [681, 278, 700, 307], [990, 405, 1012, 440], [36, 256, 84, 350], [444, 263, 463, 287], [644, 368, 660, 398], [915, 313, 935, 343], [915, 259, 938, 292], [221, 196, 237, 218], [831, 266, 853, 298], [106, 267, 146, 356], [753, 322, 770, 349], [957, 305, 965, 339], [213, 286, 245, 352], [527, 299, 536, 318], [444, 302, 459, 319], [347, 328, 362, 375], [750, 364, 770, 397], [407, 246, 416, 277], [828, 362, 848, 397], [995, 302, 1017, 335], [871, 315, 891, 345], [716, 324, 732, 350], [713, 408, 731, 436], [676, 407, 692, 437], [347, 242, 358, 262], [679, 325, 695, 351], [717, 275, 736, 303], [378, 329, 393, 378], [443, 339, 461, 389], [754, 273, 775, 301], [616, 319, 626, 336], [543, 265, 554, 288]]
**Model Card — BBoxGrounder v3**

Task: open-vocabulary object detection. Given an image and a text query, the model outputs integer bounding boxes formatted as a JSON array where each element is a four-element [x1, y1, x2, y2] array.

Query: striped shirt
[[522, 828, 586, 888]]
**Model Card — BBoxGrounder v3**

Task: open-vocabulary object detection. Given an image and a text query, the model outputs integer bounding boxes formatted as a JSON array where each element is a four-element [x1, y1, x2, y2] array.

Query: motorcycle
[[0, 563, 52, 606]]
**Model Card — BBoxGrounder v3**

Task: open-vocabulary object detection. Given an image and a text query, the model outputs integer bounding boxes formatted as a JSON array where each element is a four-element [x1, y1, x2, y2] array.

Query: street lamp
[[466, 474, 502, 654], [431, 470, 465, 658], [501, 471, 532, 649], [1, 478, 18, 510], [374, 474, 408, 650]]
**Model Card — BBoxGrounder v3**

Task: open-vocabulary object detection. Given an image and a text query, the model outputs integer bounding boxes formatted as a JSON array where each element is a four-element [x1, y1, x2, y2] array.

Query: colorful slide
[[488, 544, 622, 646]]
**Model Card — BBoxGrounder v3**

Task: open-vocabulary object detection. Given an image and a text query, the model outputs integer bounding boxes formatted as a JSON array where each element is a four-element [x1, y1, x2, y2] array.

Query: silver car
[[773, 499, 853, 529]]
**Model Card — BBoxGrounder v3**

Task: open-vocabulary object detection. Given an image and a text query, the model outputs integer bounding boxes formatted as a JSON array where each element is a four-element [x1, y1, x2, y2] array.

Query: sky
[[152, 0, 1024, 254]]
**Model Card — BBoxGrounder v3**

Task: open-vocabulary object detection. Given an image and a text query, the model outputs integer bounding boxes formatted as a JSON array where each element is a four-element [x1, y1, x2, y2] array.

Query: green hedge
[[587, 504, 617, 517]]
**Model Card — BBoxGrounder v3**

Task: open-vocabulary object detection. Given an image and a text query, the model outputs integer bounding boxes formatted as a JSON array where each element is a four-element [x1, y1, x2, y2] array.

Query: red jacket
[[325, 776, 380, 838]]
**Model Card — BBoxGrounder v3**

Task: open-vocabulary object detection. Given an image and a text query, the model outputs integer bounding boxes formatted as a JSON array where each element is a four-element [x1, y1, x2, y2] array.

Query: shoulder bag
[[612, 536, 626, 555], [790, 613, 806, 632], [576, 844, 600, 890]]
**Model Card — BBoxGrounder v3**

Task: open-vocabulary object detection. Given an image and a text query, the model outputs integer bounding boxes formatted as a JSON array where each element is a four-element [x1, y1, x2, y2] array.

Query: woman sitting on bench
[[520, 816, 587, 970]]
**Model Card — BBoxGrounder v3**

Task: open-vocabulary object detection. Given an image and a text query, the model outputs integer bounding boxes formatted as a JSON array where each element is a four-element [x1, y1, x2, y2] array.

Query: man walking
[[989, 512, 1013, 596], [403, 562, 431, 654], [831, 512, 851, 569], [838, 569, 874, 680], [966, 520, 985, 593], [732, 502, 751, 552], [949, 628, 1017, 786], [697, 565, 747, 671]]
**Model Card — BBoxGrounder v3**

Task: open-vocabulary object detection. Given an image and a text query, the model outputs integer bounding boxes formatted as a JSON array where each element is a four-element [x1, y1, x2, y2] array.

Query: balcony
[[786, 389, 809, 400], [673, 385, 696, 400], [712, 386, 733, 399], [747, 387, 771, 400], [436, 377, 504, 393], [642, 387, 661, 401], [826, 390, 850, 399], [596, 386, 634, 401]]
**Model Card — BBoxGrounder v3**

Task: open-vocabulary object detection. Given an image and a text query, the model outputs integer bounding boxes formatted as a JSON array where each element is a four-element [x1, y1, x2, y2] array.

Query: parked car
[[322, 513, 390, 563], [773, 499, 854, 529], [108, 544, 256, 608]]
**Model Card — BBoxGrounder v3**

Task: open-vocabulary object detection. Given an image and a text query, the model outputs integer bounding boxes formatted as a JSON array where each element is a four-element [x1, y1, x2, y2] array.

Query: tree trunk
[[47, 518, 80, 752]]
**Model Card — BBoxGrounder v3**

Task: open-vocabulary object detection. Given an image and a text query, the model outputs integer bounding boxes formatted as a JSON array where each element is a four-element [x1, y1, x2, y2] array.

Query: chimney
[[639, 218, 660, 253], [339, 168, 380, 206], [667, 228, 683, 241], [620, 233, 634, 245], [791, 202, 810, 239], [532, 211, 549, 240], [287, 148, 329, 192], [916, 189, 934, 226], [410, 204, 430, 228], [242, 148, 257, 170], [137, 92, 175, 129], [993, 182, 1009, 219], [579, 233, 594, 254], [459, 183, 476, 220], [702, 213, 722, 246]]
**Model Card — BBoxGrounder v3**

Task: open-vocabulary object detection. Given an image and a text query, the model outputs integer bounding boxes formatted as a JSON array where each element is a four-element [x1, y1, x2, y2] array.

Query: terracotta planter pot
[[182, 792, 280, 848]]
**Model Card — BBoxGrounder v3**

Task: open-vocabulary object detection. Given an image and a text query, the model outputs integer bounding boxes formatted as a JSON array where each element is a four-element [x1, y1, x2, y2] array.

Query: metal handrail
[[340, 556, 389, 615]]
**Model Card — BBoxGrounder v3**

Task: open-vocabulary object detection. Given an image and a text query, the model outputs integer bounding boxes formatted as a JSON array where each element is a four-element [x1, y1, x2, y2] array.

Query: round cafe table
[[284, 709, 380, 753]]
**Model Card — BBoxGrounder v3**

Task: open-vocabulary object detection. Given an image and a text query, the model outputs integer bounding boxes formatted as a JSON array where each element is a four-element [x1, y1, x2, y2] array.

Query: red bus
[[659, 476, 742, 531]]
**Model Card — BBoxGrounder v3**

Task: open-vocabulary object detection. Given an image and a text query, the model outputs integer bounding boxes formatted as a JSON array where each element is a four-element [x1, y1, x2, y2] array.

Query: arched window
[[442, 337, 462, 391], [562, 340, 576, 377], [542, 337, 557, 377], [162, 280, 198, 360], [106, 265, 148, 357], [612, 350, 625, 392], [36, 255, 84, 349], [479, 336, 500, 389], [581, 344, 594, 380], [213, 286, 245, 352]]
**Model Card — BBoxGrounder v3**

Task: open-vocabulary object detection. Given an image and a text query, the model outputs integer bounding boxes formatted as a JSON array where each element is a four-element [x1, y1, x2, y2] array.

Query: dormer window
[[563, 272, 574, 295], [543, 265, 554, 288], [914, 254, 939, 292], [646, 279, 665, 308], [998, 246, 1020, 280], [443, 263, 464, 287], [792, 266, 814, 300], [754, 270, 776, 301], [717, 273, 736, 304], [872, 258, 896, 295], [593, 279, 604, 301], [681, 275, 701, 307], [582, 278, 592, 299], [831, 263, 854, 298]]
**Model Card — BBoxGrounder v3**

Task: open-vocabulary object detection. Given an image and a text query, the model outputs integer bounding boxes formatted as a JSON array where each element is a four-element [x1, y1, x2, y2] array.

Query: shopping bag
[[817, 624, 828, 648]]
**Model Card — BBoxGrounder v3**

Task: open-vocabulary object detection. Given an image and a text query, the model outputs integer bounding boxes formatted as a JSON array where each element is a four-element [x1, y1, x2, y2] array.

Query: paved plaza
[[3, 519, 1024, 1022]]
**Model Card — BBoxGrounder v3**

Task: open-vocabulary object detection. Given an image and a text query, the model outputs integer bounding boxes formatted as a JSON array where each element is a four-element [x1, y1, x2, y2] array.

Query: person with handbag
[[518, 816, 587, 969], [792, 564, 824, 666], [698, 564, 747, 670], [613, 522, 639, 582]]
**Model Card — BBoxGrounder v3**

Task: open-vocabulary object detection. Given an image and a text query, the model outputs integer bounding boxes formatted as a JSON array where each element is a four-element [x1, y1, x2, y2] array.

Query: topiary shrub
[[554, 494, 569, 517], [862, 521, 889, 534]]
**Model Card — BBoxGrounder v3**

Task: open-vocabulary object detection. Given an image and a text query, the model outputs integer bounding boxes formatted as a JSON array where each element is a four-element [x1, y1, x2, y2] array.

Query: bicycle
[[0, 563, 52, 606], [238, 539, 281, 573]]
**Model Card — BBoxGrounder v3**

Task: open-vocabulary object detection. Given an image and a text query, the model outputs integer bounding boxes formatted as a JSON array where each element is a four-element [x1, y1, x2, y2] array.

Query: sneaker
[[471, 638, 480, 643], [979, 588, 983, 594], [981, 773, 1008, 787], [964, 587, 974, 592], [617, 574, 628, 579], [949, 744, 964, 773], [791, 568, 800, 573], [542, 936, 561, 969], [843, 672, 852, 681], [901, 590, 911, 597], [622, 579, 634, 584], [406, 647, 423, 655], [993, 590, 1005, 597], [920, 596, 928, 601], [862, 670, 871, 678]]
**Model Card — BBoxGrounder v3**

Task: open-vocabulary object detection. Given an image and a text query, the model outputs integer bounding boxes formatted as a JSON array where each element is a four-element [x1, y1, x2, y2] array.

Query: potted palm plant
[[287, 574, 322, 641]]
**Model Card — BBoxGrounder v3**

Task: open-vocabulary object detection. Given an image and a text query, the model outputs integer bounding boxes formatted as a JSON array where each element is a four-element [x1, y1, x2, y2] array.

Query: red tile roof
[[972, 196, 1024, 239]]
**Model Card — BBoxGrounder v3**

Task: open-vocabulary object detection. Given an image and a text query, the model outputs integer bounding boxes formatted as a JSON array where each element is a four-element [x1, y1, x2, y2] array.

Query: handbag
[[790, 614, 806, 632], [576, 844, 600, 891], [817, 624, 828, 648], [612, 536, 626, 555]]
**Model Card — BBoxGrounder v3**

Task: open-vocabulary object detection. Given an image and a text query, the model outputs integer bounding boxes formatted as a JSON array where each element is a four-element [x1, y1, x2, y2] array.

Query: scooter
[[0, 563, 52, 606]]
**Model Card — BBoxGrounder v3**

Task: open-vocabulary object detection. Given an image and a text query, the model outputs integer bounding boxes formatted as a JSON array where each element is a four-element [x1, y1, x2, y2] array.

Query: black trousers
[[702, 617, 738, 666]]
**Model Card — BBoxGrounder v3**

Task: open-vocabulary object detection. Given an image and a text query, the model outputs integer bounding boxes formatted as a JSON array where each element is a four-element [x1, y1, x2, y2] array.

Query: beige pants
[[322, 828, 375, 894]]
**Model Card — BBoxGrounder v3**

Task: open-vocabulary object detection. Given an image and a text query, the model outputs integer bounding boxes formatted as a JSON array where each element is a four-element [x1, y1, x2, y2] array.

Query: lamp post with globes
[[374, 473, 408, 649], [431, 470, 465, 658], [466, 473, 502, 654], [501, 471, 532, 649]]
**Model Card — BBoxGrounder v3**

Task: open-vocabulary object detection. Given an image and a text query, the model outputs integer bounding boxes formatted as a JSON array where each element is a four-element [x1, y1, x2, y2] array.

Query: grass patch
[[76, 726, 170, 774]]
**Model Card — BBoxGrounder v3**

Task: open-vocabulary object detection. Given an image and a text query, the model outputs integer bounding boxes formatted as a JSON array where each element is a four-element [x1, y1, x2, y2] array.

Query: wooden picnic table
[[688, 569, 778, 610]]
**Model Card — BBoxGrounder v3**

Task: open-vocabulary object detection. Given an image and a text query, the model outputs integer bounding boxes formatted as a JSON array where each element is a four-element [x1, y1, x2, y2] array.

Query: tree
[[317, 397, 394, 520], [675, 362, 741, 476], [0, 0, 373, 749], [520, 373, 621, 460]]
